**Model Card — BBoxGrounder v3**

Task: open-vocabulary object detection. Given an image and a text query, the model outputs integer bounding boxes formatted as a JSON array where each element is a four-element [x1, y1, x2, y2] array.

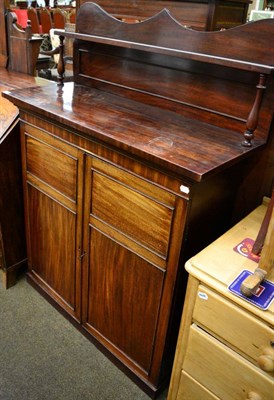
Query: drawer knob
[[257, 346, 274, 372], [246, 392, 262, 400]]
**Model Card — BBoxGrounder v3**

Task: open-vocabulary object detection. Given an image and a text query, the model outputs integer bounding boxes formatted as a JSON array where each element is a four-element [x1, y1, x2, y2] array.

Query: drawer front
[[26, 136, 77, 201], [184, 325, 273, 400], [193, 285, 274, 366], [177, 371, 220, 400], [86, 156, 187, 269], [23, 124, 80, 206], [91, 170, 173, 257]]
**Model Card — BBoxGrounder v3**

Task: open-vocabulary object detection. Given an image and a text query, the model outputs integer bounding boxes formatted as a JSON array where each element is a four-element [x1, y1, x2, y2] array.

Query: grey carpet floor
[[0, 271, 168, 400]]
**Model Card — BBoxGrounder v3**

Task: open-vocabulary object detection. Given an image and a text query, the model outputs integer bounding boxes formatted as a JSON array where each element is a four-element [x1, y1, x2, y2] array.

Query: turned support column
[[57, 35, 65, 86], [242, 74, 266, 147]]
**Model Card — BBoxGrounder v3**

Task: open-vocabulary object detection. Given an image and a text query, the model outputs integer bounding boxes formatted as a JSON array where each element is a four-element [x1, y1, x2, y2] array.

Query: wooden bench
[[6, 11, 51, 75]]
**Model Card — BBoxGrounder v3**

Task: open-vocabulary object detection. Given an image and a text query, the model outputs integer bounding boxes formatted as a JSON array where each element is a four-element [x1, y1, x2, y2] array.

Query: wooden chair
[[53, 8, 66, 29], [39, 7, 53, 34], [12, 9, 28, 28], [27, 7, 40, 34]]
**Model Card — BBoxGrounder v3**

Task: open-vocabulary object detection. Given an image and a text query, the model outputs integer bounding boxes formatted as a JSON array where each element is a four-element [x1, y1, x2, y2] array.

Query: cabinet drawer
[[184, 325, 273, 400], [177, 371, 219, 400], [23, 124, 79, 204], [86, 156, 186, 267], [193, 285, 274, 366]]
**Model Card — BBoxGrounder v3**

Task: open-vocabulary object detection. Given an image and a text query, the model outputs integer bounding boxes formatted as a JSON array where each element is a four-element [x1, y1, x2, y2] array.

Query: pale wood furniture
[[3, 4, 274, 397], [168, 200, 274, 400]]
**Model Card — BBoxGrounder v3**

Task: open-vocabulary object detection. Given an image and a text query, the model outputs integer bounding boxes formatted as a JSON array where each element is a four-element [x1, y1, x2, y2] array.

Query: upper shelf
[[55, 2, 274, 74]]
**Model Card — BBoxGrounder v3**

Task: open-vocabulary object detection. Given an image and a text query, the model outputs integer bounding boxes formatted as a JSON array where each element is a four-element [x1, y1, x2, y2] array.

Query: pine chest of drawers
[[168, 201, 274, 400]]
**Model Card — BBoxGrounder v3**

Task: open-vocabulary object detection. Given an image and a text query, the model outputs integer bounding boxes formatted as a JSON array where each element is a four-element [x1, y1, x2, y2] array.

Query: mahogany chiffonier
[[3, 4, 274, 397], [168, 200, 274, 400]]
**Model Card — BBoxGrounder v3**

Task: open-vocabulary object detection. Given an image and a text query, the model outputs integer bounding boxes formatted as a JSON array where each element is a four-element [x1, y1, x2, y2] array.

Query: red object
[[13, 9, 28, 28], [233, 238, 260, 263]]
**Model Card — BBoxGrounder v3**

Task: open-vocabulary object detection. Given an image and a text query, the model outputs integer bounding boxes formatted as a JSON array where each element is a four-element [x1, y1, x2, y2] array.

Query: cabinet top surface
[[186, 201, 274, 323], [0, 68, 49, 142], [3, 82, 263, 182]]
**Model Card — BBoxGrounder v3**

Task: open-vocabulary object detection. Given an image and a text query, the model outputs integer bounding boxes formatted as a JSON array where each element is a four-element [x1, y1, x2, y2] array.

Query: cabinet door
[[82, 155, 188, 385], [21, 124, 84, 321]]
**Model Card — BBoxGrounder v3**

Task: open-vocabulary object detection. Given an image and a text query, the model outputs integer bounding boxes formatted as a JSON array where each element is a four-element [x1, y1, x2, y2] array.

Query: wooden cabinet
[[0, 69, 54, 289], [3, 5, 274, 397], [208, 0, 251, 30], [0, 74, 31, 289], [20, 115, 188, 391], [168, 201, 274, 400], [0, 121, 27, 288]]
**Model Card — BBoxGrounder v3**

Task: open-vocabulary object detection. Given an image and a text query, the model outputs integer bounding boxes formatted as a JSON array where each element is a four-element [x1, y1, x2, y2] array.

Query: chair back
[[53, 8, 66, 29], [27, 7, 40, 34], [39, 8, 53, 34], [7, 11, 43, 75]]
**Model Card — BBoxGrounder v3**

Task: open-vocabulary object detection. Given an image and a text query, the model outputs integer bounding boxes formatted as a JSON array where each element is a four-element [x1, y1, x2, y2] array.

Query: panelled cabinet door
[[81, 155, 188, 384], [21, 124, 84, 322]]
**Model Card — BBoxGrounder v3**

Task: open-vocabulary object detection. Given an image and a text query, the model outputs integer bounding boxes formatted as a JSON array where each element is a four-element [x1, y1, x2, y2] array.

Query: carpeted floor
[[0, 270, 168, 400]]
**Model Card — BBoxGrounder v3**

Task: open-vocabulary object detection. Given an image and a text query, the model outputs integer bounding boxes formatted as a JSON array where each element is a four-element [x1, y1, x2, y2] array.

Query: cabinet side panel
[[0, 124, 26, 268]]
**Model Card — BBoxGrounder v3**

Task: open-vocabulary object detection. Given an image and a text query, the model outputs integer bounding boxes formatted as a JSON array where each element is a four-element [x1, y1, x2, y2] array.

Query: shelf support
[[242, 74, 266, 147], [57, 35, 65, 86]]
